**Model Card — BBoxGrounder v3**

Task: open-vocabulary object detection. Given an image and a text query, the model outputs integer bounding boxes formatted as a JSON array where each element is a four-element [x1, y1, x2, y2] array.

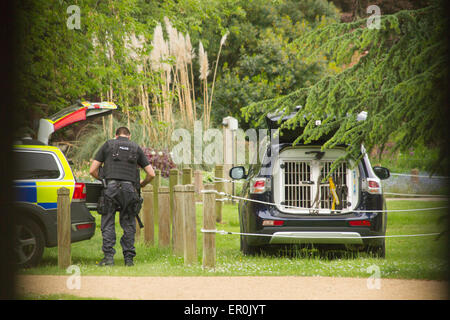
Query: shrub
[[142, 147, 177, 178]]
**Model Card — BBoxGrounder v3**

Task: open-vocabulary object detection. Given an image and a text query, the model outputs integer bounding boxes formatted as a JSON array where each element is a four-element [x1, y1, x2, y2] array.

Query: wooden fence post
[[178, 170, 183, 186], [57, 187, 71, 269], [135, 211, 142, 243], [214, 165, 224, 223], [158, 186, 170, 248], [169, 168, 179, 247], [173, 185, 185, 256], [194, 169, 203, 202], [411, 168, 419, 184], [142, 184, 154, 246], [184, 184, 197, 265], [202, 184, 216, 269], [152, 169, 161, 225], [182, 167, 192, 185]]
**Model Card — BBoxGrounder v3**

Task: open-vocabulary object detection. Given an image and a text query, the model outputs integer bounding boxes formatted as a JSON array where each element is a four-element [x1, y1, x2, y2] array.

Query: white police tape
[[390, 173, 450, 179], [201, 189, 449, 214], [213, 177, 243, 183], [384, 192, 448, 197], [211, 188, 449, 199], [201, 189, 221, 194], [200, 228, 442, 240], [215, 173, 450, 182]]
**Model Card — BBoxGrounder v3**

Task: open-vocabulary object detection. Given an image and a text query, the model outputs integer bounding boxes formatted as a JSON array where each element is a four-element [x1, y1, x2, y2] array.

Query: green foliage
[[15, 0, 149, 129], [15, 1, 91, 123], [242, 2, 449, 174], [370, 140, 441, 174], [15, 1, 447, 176], [14, 0, 346, 157], [210, 0, 340, 128], [69, 115, 172, 164]]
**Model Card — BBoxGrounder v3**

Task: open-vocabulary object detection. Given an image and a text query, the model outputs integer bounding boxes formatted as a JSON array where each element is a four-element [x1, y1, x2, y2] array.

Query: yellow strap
[[328, 177, 340, 209]]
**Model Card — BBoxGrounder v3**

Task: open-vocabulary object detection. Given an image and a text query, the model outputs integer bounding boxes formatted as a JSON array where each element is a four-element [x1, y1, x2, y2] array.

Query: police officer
[[89, 127, 155, 266]]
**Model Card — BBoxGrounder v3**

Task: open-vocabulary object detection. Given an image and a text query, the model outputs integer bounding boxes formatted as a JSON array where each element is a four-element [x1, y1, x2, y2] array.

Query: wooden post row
[[202, 184, 216, 269], [158, 186, 170, 248], [57, 187, 71, 269], [142, 184, 154, 246]]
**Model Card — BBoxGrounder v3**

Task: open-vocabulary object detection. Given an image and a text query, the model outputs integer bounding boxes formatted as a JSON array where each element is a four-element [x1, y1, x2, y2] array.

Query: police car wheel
[[15, 218, 45, 268]]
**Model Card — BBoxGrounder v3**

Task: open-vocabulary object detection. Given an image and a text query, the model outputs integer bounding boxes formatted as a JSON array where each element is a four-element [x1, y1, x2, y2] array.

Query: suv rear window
[[14, 151, 61, 180]]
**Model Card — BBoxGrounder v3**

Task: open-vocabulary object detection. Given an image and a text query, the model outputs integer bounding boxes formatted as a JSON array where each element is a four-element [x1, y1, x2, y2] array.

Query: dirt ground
[[16, 275, 448, 300]]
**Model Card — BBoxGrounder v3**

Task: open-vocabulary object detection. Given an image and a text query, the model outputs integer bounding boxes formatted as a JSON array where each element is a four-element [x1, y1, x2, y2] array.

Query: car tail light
[[349, 220, 371, 227], [262, 220, 284, 226], [75, 223, 94, 230], [250, 178, 270, 194], [365, 178, 382, 194], [73, 182, 87, 201]]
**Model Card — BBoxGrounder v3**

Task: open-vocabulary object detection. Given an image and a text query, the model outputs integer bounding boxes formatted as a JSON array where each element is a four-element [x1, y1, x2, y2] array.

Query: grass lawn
[[19, 200, 448, 280]]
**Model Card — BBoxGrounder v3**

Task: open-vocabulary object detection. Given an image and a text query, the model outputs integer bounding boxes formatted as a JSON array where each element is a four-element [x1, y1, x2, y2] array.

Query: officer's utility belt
[[97, 179, 144, 228], [106, 179, 134, 186]]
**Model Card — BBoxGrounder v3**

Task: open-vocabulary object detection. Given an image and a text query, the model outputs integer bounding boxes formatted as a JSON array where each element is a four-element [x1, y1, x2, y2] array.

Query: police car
[[13, 101, 116, 268]]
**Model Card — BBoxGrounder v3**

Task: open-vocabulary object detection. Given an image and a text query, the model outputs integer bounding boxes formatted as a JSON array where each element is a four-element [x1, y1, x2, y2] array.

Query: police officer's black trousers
[[100, 180, 137, 261]]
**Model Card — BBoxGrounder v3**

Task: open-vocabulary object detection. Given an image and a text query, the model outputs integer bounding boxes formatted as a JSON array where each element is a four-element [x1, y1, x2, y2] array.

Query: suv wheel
[[240, 235, 260, 256], [15, 217, 45, 268], [366, 239, 386, 259]]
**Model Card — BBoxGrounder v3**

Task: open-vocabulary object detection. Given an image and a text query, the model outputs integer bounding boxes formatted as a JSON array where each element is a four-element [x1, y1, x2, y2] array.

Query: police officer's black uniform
[[94, 136, 150, 266]]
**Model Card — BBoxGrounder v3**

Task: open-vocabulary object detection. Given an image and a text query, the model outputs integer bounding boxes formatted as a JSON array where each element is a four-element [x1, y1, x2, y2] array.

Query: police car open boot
[[98, 257, 114, 266]]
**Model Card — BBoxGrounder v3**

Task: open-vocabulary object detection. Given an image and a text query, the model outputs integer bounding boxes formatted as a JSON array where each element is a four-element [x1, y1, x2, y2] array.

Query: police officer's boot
[[98, 256, 115, 266], [124, 258, 134, 267]]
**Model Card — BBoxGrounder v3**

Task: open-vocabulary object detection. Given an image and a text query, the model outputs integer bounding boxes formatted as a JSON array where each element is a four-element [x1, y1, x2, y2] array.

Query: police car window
[[49, 104, 80, 121], [14, 151, 61, 180]]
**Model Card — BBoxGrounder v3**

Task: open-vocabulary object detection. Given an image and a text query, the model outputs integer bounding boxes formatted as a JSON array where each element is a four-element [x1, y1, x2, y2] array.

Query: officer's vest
[[103, 138, 139, 183]]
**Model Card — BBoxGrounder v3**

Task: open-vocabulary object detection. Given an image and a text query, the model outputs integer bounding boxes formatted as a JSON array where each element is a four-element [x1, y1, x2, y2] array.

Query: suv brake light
[[262, 220, 284, 226], [349, 220, 371, 227], [73, 182, 87, 201], [365, 178, 382, 195], [250, 178, 270, 194]]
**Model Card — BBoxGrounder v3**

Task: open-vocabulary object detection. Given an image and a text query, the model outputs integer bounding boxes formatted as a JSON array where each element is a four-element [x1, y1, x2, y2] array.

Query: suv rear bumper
[[247, 224, 385, 247], [269, 231, 364, 245]]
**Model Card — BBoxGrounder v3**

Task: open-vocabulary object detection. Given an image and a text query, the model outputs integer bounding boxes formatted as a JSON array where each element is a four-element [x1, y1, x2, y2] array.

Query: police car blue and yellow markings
[[14, 180, 75, 210]]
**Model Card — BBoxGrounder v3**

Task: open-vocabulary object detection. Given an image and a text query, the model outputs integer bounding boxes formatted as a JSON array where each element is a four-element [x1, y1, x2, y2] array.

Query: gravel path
[[16, 275, 448, 300]]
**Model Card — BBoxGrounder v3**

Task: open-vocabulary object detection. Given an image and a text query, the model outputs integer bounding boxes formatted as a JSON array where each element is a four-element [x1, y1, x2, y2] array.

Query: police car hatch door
[[37, 101, 118, 145]]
